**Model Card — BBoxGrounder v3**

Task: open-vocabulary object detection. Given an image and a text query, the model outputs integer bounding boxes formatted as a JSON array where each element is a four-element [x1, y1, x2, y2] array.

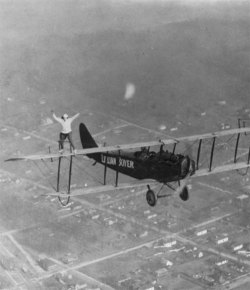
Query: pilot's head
[[62, 113, 68, 121]]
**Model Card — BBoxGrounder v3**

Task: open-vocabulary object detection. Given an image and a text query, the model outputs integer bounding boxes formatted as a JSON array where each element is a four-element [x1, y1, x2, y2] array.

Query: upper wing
[[5, 127, 250, 162], [175, 127, 250, 143]]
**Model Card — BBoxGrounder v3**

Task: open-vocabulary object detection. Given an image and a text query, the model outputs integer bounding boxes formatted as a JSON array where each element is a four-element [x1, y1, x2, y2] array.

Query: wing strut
[[209, 137, 216, 172], [172, 143, 177, 154], [234, 133, 241, 163], [57, 156, 62, 192], [68, 151, 73, 193], [57, 145, 73, 206], [115, 150, 120, 187], [159, 143, 164, 158], [248, 147, 250, 164], [104, 152, 108, 185], [196, 139, 202, 170]]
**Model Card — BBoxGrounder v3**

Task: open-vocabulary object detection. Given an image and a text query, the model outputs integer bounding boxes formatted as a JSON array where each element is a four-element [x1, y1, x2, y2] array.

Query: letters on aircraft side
[[101, 154, 134, 169]]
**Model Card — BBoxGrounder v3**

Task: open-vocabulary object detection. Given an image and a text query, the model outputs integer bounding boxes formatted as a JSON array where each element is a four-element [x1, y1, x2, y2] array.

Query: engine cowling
[[181, 156, 196, 178], [180, 156, 190, 177]]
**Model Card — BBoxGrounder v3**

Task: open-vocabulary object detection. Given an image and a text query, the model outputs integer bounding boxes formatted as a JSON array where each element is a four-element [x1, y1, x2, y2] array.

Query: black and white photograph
[[1, 0, 250, 289]]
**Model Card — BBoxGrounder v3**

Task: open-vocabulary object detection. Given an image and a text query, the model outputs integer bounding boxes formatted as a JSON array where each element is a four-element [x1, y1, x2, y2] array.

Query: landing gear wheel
[[179, 186, 189, 201], [146, 189, 157, 207]]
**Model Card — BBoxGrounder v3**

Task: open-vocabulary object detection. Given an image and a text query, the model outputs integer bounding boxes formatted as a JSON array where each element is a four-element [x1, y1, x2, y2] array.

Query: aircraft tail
[[79, 123, 101, 161]]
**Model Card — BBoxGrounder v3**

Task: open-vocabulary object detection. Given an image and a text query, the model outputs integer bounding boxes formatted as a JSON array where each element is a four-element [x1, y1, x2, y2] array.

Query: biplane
[[5, 121, 250, 207]]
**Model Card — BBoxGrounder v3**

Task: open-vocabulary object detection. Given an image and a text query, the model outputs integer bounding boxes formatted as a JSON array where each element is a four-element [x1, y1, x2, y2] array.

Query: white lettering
[[108, 157, 116, 165], [101, 154, 106, 163], [101, 154, 116, 166], [101, 155, 134, 168], [118, 158, 134, 169]]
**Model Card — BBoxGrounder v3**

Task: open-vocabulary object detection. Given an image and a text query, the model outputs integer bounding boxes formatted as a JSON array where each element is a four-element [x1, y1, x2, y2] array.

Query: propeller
[[176, 139, 199, 201]]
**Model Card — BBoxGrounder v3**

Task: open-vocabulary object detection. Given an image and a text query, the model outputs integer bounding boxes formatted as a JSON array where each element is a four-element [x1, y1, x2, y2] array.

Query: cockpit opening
[[134, 147, 180, 164]]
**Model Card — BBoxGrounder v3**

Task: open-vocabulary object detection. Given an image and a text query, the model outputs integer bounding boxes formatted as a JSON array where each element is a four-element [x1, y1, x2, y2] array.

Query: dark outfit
[[59, 132, 75, 150]]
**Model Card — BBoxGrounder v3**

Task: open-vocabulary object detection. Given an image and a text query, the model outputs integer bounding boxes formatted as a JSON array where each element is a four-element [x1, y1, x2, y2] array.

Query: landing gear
[[145, 181, 189, 206], [146, 185, 157, 207], [179, 185, 189, 201]]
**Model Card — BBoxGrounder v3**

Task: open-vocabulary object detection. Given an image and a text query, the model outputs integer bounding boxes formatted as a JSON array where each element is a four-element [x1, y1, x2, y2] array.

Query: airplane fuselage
[[92, 150, 192, 183], [79, 122, 195, 184]]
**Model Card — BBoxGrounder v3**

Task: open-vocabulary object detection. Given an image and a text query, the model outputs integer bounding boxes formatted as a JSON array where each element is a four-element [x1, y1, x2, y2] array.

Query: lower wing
[[43, 181, 158, 197], [194, 162, 250, 177]]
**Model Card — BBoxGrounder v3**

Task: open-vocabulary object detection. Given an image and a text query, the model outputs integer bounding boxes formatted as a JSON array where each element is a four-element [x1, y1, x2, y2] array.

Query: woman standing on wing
[[51, 110, 80, 154]]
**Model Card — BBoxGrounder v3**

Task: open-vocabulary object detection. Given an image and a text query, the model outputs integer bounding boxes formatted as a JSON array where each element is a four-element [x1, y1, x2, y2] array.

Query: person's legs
[[59, 133, 67, 151], [67, 132, 75, 151]]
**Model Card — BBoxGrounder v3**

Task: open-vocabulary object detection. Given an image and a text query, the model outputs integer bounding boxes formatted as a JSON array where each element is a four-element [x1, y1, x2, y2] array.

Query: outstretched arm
[[51, 110, 62, 123], [71, 113, 80, 121]]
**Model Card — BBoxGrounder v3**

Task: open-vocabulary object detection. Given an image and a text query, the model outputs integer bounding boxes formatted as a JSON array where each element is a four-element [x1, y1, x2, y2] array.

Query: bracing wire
[[182, 133, 244, 171], [32, 160, 56, 191], [69, 156, 105, 185]]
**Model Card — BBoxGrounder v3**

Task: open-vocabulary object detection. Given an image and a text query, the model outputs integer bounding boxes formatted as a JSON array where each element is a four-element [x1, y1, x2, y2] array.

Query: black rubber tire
[[179, 186, 189, 201], [146, 189, 157, 206]]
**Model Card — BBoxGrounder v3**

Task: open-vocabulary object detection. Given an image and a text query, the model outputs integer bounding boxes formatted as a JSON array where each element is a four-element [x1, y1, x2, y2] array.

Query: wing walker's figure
[[52, 110, 80, 154]]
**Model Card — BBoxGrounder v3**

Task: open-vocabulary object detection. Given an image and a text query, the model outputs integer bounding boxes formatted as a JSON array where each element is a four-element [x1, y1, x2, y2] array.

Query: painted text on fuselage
[[101, 154, 134, 169]]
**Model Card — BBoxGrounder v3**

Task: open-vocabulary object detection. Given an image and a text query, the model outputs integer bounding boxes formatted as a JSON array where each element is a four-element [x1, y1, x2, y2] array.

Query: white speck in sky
[[124, 83, 136, 100], [159, 124, 166, 130]]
